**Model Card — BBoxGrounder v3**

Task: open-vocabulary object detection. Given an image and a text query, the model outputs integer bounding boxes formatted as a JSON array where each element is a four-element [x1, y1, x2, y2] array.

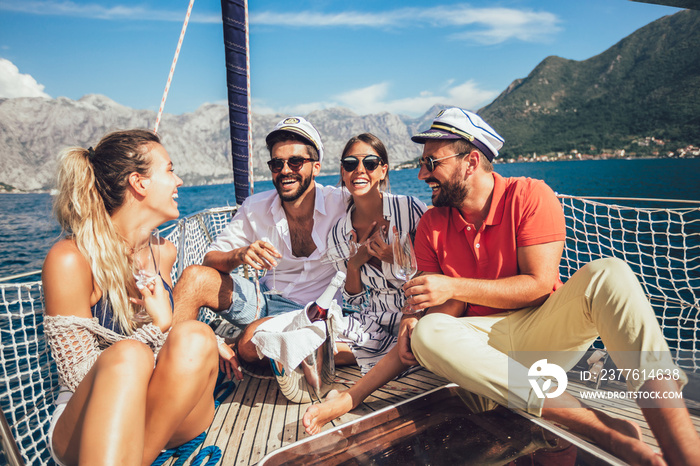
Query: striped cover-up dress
[[327, 192, 427, 374]]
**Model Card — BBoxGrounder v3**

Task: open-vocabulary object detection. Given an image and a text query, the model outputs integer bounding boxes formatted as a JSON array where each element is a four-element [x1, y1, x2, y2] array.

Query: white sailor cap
[[411, 108, 504, 161], [266, 116, 325, 162]]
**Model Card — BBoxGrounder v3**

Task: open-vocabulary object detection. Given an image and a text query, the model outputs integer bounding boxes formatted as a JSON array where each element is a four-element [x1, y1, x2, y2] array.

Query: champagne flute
[[392, 230, 419, 314], [320, 227, 387, 265], [320, 236, 361, 265], [131, 228, 160, 322], [263, 226, 283, 295]]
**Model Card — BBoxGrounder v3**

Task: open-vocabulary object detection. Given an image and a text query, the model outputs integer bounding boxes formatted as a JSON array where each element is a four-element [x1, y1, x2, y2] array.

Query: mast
[[221, 0, 253, 205]]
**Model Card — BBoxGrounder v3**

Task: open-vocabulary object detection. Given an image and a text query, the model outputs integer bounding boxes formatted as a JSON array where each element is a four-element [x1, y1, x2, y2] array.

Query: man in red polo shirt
[[400, 107, 698, 466]]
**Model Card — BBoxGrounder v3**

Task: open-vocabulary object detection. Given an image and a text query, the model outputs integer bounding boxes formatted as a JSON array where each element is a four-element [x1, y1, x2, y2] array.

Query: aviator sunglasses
[[341, 155, 383, 172], [419, 152, 468, 172], [267, 156, 314, 174]]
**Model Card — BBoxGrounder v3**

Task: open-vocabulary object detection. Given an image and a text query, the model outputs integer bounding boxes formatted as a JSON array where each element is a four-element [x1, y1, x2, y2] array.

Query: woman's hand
[[366, 225, 393, 264], [347, 225, 375, 271], [397, 314, 420, 366], [131, 276, 172, 332]]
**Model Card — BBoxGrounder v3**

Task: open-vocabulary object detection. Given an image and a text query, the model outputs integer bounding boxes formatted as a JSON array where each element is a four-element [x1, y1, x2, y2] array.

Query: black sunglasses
[[341, 155, 383, 172], [419, 152, 468, 172], [267, 156, 314, 174]]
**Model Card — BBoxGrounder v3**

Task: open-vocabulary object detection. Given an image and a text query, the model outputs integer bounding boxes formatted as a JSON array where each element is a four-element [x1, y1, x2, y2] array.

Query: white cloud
[[0, 0, 221, 23], [254, 79, 499, 117], [335, 83, 391, 114], [333, 80, 499, 116], [0, 2, 561, 43], [0, 58, 50, 99], [252, 98, 336, 116], [251, 4, 561, 44], [447, 80, 499, 108], [444, 8, 561, 44], [251, 11, 399, 28]]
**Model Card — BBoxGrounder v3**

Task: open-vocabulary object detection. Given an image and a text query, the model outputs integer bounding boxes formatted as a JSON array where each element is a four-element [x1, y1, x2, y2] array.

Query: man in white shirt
[[173, 117, 346, 377]]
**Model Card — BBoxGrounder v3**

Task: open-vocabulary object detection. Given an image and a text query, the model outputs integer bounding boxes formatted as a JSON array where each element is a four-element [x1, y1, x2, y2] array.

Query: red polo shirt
[[414, 173, 566, 317]]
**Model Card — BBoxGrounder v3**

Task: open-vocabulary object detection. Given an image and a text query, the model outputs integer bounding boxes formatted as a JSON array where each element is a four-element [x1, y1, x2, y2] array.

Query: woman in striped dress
[[303, 133, 427, 434]]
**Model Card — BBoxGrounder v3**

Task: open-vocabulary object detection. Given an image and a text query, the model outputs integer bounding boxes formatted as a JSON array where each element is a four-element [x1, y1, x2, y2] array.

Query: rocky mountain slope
[[0, 95, 427, 191], [479, 9, 700, 157], [2, 9, 697, 192]]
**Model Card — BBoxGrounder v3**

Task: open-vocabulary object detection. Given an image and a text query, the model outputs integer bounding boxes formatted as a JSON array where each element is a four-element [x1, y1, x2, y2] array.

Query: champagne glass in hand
[[263, 226, 283, 295], [131, 228, 160, 322], [320, 233, 362, 265], [392, 230, 419, 314], [320, 225, 387, 266]]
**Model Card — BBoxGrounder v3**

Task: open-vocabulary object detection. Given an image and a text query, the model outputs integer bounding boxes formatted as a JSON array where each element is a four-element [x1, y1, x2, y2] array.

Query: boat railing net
[[0, 279, 55, 466], [557, 196, 700, 370], [1, 196, 699, 464]]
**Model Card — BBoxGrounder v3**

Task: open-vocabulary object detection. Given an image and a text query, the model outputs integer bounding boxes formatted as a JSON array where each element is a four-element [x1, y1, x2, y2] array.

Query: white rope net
[[557, 196, 700, 371], [1, 198, 698, 464], [0, 280, 55, 466]]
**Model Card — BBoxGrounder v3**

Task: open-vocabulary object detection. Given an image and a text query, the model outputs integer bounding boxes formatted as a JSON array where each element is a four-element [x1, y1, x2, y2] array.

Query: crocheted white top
[[43, 314, 168, 392]]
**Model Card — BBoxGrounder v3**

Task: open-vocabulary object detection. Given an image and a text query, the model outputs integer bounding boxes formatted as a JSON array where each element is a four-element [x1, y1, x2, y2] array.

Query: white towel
[[251, 301, 342, 372]]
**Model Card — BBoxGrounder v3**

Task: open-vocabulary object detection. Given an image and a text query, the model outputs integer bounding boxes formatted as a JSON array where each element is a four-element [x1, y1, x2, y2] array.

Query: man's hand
[[403, 275, 456, 310], [237, 240, 281, 271], [219, 342, 244, 381], [398, 315, 420, 366]]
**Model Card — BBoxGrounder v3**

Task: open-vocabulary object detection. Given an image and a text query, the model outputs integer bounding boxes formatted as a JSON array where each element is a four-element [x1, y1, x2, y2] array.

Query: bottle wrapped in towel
[[251, 271, 346, 372], [251, 300, 342, 372]]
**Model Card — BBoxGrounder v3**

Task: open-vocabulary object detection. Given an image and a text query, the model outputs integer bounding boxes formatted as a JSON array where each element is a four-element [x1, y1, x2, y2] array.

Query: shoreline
[[1, 155, 697, 195]]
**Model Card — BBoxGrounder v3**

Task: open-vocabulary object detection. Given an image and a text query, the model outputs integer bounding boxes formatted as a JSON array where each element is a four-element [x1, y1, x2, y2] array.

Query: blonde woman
[[42, 130, 219, 465]]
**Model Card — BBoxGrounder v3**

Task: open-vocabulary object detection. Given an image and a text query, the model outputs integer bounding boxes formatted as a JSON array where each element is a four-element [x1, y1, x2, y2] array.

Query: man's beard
[[273, 173, 313, 202], [431, 172, 469, 208]]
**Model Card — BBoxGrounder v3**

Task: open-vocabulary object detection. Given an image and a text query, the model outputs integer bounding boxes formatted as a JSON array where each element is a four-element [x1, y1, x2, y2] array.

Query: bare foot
[[599, 411, 642, 440], [543, 389, 667, 466], [302, 390, 354, 435], [584, 410, 663, 466]]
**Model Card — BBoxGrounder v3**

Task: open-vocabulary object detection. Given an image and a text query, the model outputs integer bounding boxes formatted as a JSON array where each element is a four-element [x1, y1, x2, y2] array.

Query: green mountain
[[478, 9, 700, 159]]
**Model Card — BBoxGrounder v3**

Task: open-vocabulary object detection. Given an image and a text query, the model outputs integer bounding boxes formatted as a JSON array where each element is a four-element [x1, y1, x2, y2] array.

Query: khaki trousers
[[411, 258, 687, 416]]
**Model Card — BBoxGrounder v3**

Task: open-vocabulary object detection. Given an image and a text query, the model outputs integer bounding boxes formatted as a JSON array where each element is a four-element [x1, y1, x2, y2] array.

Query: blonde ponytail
[[53, 130, 161, 334]]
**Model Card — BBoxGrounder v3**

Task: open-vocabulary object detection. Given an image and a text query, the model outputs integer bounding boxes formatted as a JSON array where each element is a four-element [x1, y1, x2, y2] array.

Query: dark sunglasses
[[418, 152, 468, 172], [341, 155, 383, 172], [267, 156, 314, 174]]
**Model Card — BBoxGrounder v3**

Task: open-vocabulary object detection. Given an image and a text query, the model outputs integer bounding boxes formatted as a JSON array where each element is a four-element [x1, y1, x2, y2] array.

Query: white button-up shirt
[[208, 183, 347, 306]]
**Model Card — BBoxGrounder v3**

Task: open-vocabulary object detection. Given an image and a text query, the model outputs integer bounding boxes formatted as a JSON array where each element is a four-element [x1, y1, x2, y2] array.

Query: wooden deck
[[162, 364, 700, 466], [565, 379, 700, 453], [162, 363, 450, 466]]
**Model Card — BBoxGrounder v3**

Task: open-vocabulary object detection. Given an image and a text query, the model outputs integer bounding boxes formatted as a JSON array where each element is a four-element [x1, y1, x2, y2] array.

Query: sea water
[[1, 157, 699, 279]]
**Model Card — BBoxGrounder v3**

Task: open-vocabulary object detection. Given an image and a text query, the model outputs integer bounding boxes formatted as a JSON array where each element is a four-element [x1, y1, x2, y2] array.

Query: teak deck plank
[[163, 364, 699, 465], [247, 380, 280, 464], [163, 364, 447, 465], [221, 375, 258, 465], [236, 378, 272, 465], [566, 379, 700, 453]]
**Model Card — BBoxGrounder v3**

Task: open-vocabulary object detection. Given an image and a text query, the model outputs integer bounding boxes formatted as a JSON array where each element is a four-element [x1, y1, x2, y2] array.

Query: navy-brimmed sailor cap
[[411, 108, 504, 161], [266, 116, 325, 162]]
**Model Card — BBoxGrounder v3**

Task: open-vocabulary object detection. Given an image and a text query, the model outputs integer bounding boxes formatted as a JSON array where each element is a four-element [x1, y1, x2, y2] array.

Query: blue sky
[[0, 0, 684, 117]]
